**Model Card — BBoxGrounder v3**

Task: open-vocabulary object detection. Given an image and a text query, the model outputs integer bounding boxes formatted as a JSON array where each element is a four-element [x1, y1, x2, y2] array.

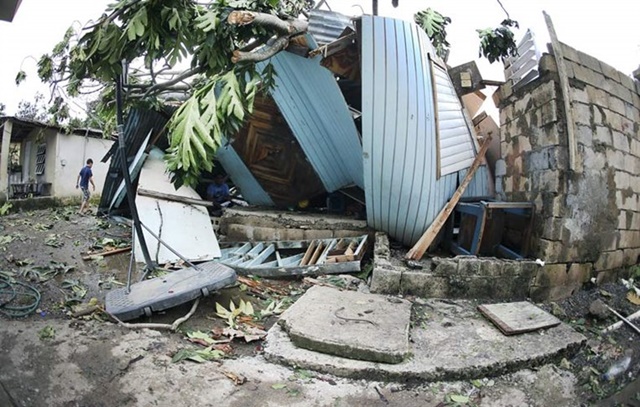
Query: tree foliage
[[414, 8, 451, 61], [477, 19, 519, 63], [33, 0, 313, 188]]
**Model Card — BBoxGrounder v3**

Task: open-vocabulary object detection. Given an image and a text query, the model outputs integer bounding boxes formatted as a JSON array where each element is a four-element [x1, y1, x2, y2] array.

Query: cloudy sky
[[1, 0, 638, 115]]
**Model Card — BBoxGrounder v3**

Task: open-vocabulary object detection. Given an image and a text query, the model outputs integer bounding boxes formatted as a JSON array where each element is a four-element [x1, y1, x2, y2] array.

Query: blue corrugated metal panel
[[361, 16, 483, 246], [216, 142, 274, 206], [264, 51, 364, 191], [308, 9, 353, 45], [459, 165, 492, 199]]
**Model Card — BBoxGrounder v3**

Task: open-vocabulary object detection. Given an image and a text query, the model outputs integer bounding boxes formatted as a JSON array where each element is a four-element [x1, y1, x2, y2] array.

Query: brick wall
[[495, 43, 640, 299]]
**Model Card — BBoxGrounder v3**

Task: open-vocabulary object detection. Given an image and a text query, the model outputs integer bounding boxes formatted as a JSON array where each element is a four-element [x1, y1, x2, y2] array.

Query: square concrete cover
[[478, 301, 561, 335], [278, 285, 412, 364]]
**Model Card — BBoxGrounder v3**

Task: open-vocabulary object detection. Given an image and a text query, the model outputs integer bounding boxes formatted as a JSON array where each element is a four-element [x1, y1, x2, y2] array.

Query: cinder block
[[536, 239, 565, 263], [618, 211, 628, 230], [541, 217, 567, 241], [539, 99, 558, 126], [303, 229, 333, 240], [623, 248, 640, 266], [608, 96, 627, 116], [586, 86, 610, 108], [227, 224, 255, 241], [582, 147, 607, 171], [431, 257, 457, 275], [400, 272, 448, 298], [607, 149, 626, 170], [619, 72, 637, 91], [455, 256, 481, 275], [532, 263, 567, 286], [573, 63, 606, 88], [630, 140, 640, 158], [594, 125, 612, 145], [495, 159, 507, 177], [370, 266, 402, 294], [573, 102, 592, 126], [619, 230, 640, 249], [567, 263, 593, 284], [595, 269, 620, 284], [578, 51, 602, 73], [594, 250, 625, 271], [615, 171, 631, 190], [560, 43, 580, 63], [600, 60, 622, 82], [611, 82, 634, 104], [283, 228, 305, 241]]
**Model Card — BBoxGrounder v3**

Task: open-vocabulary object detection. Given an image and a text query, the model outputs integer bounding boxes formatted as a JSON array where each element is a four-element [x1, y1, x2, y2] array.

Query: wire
[[0, 276, 41, 318]]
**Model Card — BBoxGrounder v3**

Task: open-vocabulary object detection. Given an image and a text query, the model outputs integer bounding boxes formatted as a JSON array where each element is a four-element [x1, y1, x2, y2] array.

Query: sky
[[0, 0, 638, 116]]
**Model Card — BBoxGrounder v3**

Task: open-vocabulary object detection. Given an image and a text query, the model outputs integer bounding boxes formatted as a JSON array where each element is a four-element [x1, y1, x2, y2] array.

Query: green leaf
[[15, 70, 27, 85], [450, 394, 469, 403], [271, 384, 287, 390]]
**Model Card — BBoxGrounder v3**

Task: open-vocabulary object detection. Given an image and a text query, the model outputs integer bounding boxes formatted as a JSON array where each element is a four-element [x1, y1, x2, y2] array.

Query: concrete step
[[265, 297, 586, 382], [278, 286, 412, 364]]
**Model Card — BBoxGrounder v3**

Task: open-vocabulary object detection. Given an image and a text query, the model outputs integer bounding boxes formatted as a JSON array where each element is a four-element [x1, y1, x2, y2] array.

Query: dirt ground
[[1, 206, 639, 407]]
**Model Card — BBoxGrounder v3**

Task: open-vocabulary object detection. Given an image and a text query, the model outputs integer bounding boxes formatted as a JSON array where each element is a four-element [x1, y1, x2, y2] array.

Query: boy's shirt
[[79, 166, 93, 189]]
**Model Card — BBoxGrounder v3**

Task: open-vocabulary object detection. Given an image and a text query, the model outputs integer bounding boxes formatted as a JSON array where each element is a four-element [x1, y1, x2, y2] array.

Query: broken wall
[[495, 43, 640, 300]]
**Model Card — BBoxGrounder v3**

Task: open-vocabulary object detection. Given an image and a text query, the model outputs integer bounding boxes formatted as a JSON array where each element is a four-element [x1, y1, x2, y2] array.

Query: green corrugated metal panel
[[216, 143, 274, 206], [263, 51, 364, 192]]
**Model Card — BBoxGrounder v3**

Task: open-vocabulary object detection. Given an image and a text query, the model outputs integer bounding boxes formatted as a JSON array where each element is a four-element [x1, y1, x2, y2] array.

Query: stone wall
[[495, 43, 640, 299]]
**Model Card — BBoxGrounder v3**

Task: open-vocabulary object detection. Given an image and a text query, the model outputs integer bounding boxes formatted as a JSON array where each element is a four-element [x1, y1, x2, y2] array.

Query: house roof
[[0, 116, 104, 141]]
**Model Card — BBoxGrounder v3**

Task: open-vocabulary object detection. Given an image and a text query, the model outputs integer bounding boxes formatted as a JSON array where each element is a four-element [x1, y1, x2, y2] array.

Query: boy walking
[[76, 159, 95, 214]]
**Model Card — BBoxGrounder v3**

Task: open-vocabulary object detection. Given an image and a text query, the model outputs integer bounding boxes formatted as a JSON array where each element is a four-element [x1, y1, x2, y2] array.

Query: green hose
[[0, 276, 41, 318]]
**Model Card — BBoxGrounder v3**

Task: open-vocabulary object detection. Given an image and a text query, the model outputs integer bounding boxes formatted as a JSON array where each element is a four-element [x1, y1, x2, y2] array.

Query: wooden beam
[[406, 135, 493, 260], [137, 188, 214, 207], [544, 11, 578, 172]]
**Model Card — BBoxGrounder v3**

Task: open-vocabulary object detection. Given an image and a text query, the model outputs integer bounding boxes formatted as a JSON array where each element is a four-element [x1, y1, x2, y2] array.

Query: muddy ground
[[0, 206, 639, 406]]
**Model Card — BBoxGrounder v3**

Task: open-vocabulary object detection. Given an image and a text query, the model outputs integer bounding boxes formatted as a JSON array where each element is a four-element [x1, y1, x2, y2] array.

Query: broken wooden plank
[[543, 11, 577, 172], [478, 302, 561, 336], [406, 135, 492, 260], [300, 241, 318, 266], [137, 188, 214, 207], [309, 242, 325, 265], [83, 246, 132, 260]]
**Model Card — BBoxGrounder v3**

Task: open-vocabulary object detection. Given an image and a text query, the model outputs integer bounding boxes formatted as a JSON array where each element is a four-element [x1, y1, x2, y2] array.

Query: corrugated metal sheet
[[263, 51, 364, 191], [215, 142, 274, 206], [460, 165, 492, 199], [361, 16, 485, 246], [308, 9, 353, 45], [431, 61, 476, 176], [98, 108, 171, 214]]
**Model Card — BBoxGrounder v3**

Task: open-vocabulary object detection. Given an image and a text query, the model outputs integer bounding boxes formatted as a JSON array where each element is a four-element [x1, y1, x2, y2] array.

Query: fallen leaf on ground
[[223, 371, 246, 385], [449, 394, 469, 403], [271, 384, 287, 390], [627, 291, 640, 305]]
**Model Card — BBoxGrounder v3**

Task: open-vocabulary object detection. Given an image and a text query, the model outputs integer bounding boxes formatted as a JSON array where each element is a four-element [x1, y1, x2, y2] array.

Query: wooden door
[[232, 97, 325, 207]]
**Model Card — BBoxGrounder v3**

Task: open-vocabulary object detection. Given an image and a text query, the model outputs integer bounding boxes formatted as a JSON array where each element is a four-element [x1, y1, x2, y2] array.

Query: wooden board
[[478, 301, 561, 336]]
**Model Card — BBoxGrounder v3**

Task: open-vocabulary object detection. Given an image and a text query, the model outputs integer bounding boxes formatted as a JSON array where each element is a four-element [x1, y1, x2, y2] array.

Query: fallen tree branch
[[227, 11, 307, 35], [232, 36, 290, 63], [105, 298, 200, 331], [82, 246, 132, 260]]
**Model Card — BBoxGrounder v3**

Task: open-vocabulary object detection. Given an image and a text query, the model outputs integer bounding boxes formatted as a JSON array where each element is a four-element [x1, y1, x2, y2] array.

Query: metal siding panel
[[215, 143, 274, 206], [459, 165, 491, 198], [397, 21, 421, 243], [408, 23, 437, 245], [266, 52, 363, 192], [361, 17, 376, 232], [432, 62, 477, 177]]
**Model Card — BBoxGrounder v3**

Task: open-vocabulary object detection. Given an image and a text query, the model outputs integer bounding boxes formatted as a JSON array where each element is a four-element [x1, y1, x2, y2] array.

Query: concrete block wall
[[495, 43, 640, 297]]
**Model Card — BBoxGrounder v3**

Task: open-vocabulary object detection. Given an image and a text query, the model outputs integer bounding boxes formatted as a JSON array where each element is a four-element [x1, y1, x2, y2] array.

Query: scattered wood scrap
[[82, 246, 131, 260]]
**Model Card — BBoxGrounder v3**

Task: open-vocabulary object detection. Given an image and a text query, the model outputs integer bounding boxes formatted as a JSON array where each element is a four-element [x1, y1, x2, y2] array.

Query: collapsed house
[[98, 12, 493, 256]]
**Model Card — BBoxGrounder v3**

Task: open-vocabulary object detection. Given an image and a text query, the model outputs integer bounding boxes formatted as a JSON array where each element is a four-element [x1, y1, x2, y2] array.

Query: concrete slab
[[278, 286, 412, 364], [266, 298, 587, 382]]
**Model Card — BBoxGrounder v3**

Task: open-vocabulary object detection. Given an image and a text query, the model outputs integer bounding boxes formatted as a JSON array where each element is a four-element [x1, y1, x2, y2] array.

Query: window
[[35, 144, 46, 175]]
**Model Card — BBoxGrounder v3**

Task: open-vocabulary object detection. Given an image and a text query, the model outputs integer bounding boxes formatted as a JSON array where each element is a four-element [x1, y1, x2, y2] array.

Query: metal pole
[[372, 0, 378, 15], [139, 221, 199, 270], [115, 72, 155, 271], [126, 227, 136, 293]]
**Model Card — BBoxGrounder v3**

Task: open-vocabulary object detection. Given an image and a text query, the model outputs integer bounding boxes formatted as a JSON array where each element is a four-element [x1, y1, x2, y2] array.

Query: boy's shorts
[[81, 187, 90, 202]]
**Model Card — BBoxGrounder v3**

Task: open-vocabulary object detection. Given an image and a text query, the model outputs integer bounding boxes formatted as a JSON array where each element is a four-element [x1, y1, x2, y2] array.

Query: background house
[[0, 116, 113, 200]]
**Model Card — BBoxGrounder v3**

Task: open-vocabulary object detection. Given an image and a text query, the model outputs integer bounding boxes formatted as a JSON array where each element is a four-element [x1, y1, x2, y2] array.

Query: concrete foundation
[[265, 298, 586, 382]]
